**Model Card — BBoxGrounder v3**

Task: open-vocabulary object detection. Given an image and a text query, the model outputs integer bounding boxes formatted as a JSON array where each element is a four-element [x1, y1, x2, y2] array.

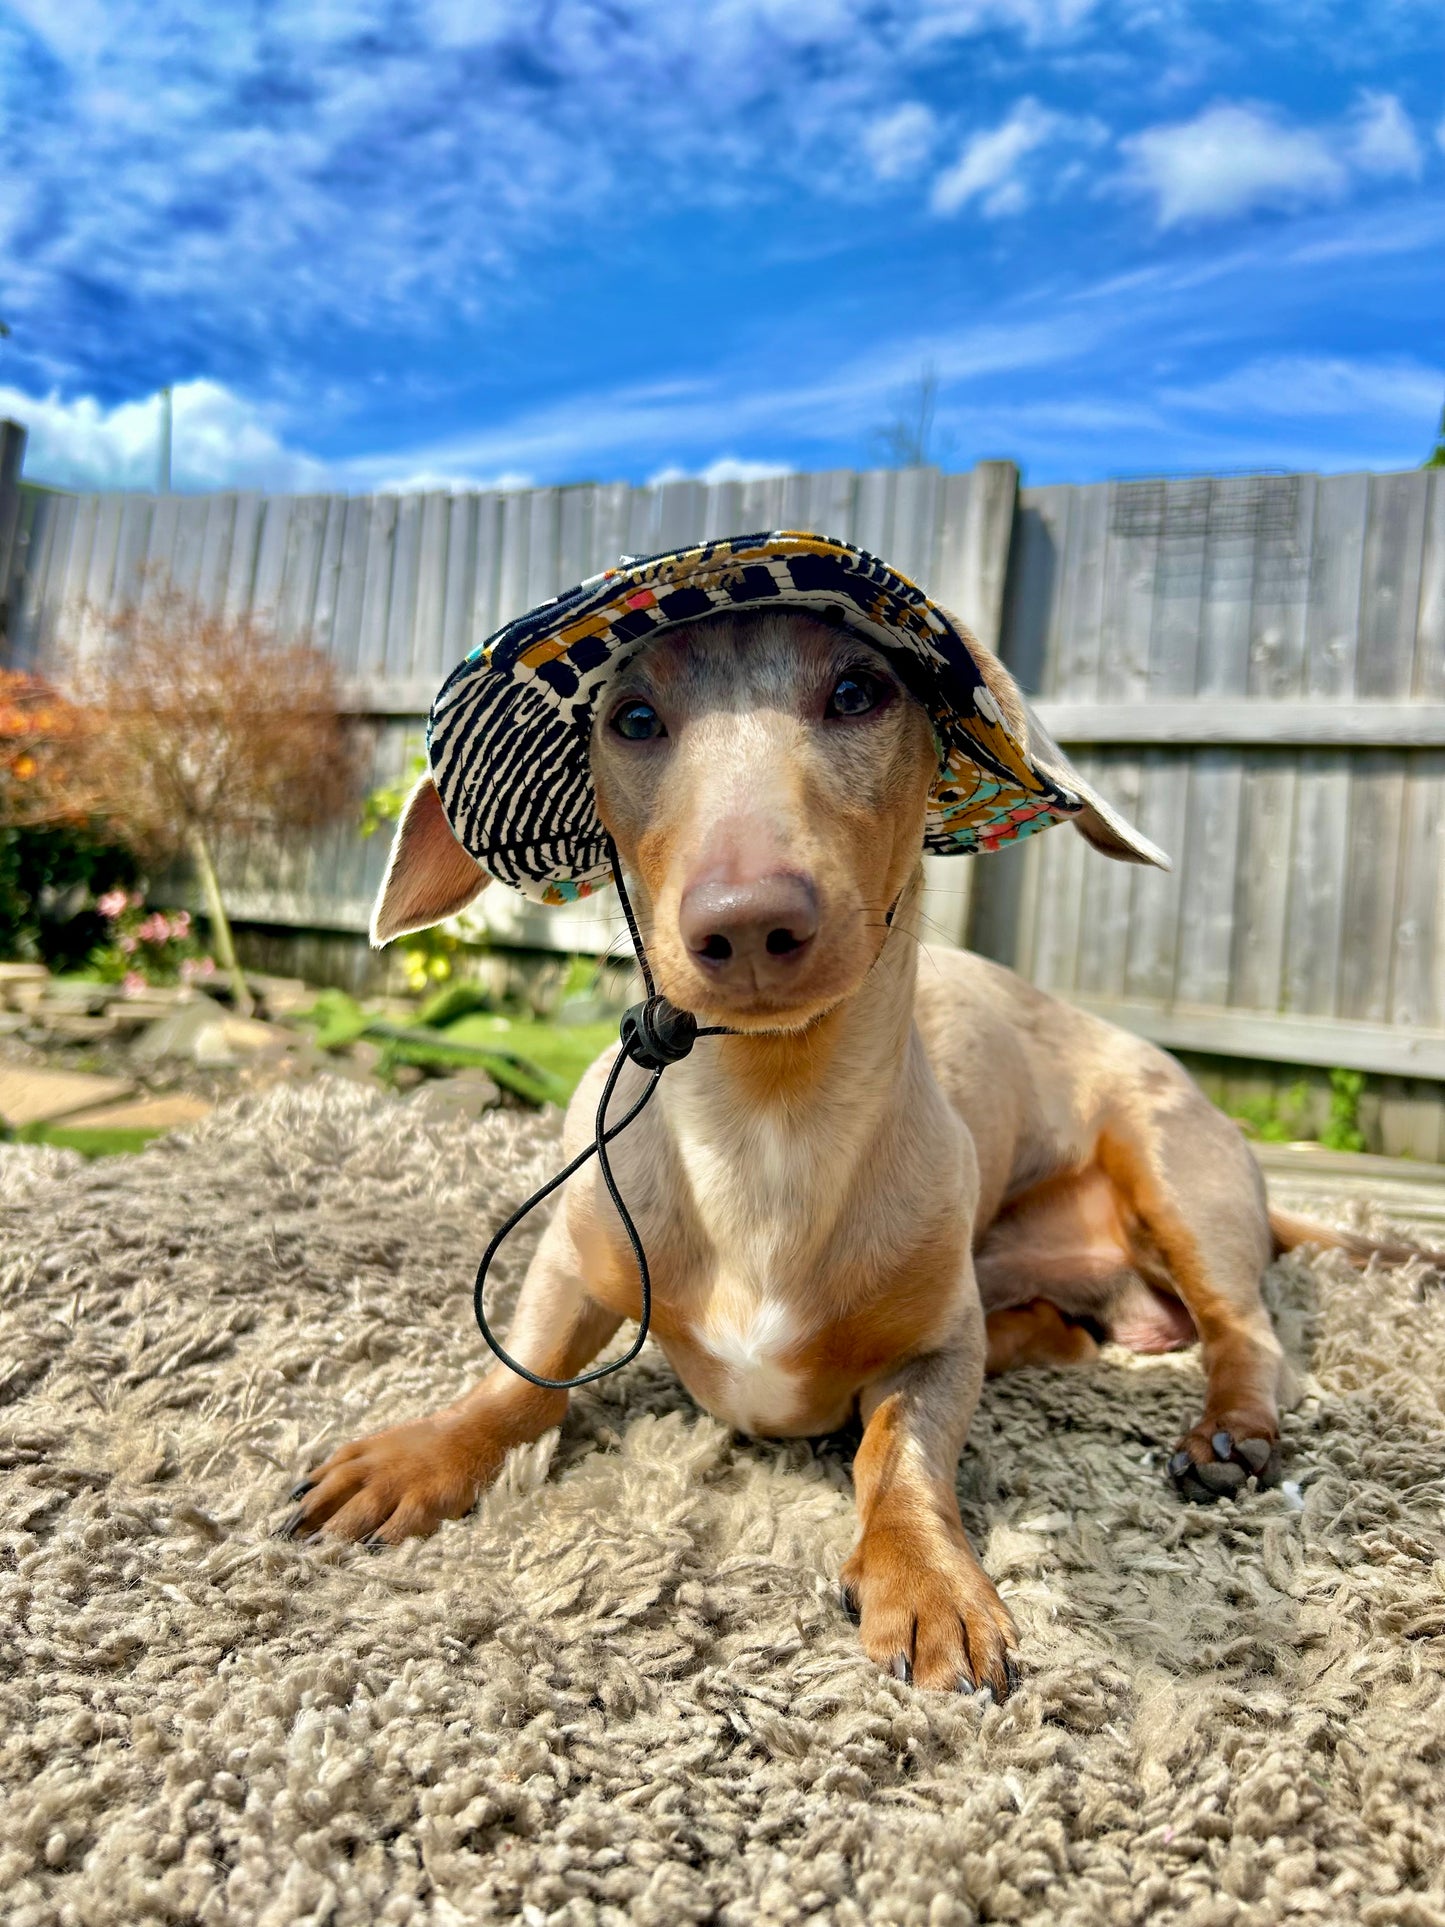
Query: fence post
[[920, 459, 1023, 949], [0, 418, 27, 655]]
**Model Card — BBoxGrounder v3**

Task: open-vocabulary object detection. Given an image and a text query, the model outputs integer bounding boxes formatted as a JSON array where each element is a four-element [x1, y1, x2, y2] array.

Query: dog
[[286, 568, 1434, 1698]]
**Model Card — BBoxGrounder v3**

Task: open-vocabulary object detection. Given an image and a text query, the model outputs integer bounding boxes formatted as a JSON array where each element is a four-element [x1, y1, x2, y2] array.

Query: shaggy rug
[[2, 1080, 1444, 1927]]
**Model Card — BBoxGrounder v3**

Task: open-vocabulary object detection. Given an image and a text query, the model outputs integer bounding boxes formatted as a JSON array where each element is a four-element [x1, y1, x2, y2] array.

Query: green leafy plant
[[359, 750, 428, 841], [1321, 1068, 1366, 1153], [1231, 1080, 1312, 1144], [360, 750, 473, 992]]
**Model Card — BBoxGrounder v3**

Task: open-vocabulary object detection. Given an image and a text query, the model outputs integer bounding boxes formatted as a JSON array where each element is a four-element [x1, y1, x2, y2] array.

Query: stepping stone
[[407, 1071, 501, 1121], [36, 981, 113, 1013], [40, 1013, 117, 1042], [248, 974, 312, 1016], [60, 1093, 213, 1132], [0, 1066, 135, 1129], [0, 963, 49, 1008]]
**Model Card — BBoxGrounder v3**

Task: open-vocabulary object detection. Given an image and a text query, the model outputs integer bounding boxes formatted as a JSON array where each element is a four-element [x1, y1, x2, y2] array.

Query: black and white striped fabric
[[427, 530, 1083, 904]]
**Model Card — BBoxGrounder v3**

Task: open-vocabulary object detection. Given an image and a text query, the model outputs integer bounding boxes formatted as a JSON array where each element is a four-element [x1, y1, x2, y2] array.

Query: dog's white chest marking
[[666, 1092, 820, 1435], [699, 1293, 802, 1435]]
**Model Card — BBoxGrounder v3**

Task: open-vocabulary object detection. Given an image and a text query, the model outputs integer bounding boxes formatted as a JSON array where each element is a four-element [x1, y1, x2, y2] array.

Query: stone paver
[[59, 1094, 213, 1132], [0, 1066, 135, 1128]]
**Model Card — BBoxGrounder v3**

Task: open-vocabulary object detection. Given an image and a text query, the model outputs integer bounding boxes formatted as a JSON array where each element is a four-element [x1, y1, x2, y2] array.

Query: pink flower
[[123, 971, 146, 995], [137, 914, 169, 943], [96, 888, 129, 920], [180, 955, 217, 982], [170, 910, 191, 937], [119, 934, 138, 954]]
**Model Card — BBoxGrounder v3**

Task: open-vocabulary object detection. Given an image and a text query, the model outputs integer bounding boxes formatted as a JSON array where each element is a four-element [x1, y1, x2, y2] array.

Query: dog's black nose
[[680, 873, 819, 979]]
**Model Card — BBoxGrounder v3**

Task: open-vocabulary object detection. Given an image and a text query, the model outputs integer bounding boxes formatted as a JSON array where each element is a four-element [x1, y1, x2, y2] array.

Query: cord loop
[[470, 842, 732, 1393]]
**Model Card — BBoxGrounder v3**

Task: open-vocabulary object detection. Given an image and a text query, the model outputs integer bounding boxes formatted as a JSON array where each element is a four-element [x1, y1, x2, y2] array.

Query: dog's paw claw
[[890, 1652, 912, 1684], [277, 1508, 305, 1540], [1170, 1411, 1282, 1503], [288, 1478, 315, 1502], [837, 1581, 860, 1624], [1003, 1652, 1022, 1697]]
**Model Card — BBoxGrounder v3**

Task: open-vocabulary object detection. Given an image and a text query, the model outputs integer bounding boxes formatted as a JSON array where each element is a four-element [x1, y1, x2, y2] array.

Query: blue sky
[[2, 0, 1443, 495]]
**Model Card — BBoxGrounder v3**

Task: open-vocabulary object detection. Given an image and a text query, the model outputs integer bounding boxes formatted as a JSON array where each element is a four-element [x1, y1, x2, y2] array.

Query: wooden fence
[[3, 435, 1442, 1155], [1, 457, 1018, 960], [984, 469, 1445, 1157]]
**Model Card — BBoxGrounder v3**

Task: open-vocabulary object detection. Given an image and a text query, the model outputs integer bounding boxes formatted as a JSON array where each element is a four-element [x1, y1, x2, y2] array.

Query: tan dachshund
[[286, 608, 1433, 1697]]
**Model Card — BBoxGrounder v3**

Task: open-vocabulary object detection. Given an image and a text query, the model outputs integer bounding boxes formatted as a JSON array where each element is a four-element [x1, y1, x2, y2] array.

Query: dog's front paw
[[1169, 1408, 1281, 1503], [281, 1414, 503, 1545], [840, 1531, 1019, 1698]]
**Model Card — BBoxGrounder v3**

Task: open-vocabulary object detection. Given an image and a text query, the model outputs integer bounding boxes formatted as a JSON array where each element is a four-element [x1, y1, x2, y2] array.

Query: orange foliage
[[0, 667, 107, 830], [65, 582, 366, 856]]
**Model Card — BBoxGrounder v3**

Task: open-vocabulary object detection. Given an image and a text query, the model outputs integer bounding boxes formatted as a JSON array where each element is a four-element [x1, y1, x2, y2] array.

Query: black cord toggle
[[619, 994, 699, 1071]]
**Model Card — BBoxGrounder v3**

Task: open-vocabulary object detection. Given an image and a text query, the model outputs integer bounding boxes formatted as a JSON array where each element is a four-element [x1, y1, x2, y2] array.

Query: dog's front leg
[[284, 1213, 620, 1544], [841, 1316, 1019, 1698]]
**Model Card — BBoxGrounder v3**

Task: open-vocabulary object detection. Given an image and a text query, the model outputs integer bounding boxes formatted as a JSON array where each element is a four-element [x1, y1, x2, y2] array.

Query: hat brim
[[427, 530, 1085, 905]]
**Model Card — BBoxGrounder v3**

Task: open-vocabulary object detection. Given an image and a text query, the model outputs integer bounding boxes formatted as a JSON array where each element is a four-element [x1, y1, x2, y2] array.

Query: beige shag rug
[[3, 1079, 1444, 1927]]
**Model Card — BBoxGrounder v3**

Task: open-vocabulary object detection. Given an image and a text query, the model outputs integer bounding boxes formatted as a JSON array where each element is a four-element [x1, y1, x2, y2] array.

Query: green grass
[[16, 1122, 166, 1158], [437, 1013, 616, 1096]]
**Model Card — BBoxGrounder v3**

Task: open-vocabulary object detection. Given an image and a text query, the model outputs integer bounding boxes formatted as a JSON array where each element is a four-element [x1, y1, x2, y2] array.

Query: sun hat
[[426, 529, 1098, 905]]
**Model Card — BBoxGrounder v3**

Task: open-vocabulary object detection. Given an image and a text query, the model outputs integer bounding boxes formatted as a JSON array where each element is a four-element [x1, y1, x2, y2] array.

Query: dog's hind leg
[[840, 1289, 1020, 1698], [283, 1212, 621, 1544], [1097, 1104, 1285, 1502]]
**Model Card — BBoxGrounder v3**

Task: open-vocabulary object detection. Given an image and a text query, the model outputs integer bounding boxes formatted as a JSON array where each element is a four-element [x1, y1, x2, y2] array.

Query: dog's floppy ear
[[370, 774, 491, 947], [970, 645, 1170, 870]]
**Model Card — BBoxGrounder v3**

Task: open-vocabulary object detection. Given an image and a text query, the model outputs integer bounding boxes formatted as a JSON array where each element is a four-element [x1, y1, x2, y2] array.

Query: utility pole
[[158, 384, 173, 492]]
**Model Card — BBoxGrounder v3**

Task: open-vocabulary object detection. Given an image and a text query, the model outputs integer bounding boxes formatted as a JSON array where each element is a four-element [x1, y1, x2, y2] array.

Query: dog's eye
[[826, 673, 888, 720], [610, 699, 666, 742]]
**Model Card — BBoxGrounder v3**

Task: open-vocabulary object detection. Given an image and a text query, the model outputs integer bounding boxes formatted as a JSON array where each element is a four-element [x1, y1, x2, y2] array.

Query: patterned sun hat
[[426, 530, 1087, 905]]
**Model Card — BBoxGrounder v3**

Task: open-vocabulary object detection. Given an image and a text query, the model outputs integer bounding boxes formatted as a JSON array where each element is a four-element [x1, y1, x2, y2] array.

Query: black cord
[[471, 841, 731, 1392]]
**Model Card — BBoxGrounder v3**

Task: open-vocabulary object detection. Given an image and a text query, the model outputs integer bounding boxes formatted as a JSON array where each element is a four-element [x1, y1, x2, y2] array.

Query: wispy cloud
[[862, 103, 939, 182], [930, 97, 1104, 218], [1164, 353, 1445, 423], [1347, 91, 1423, 179]]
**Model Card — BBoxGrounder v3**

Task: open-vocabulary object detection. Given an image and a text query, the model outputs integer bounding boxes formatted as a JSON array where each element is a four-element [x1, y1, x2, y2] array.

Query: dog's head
[[586, 610, 935, 1029], [373, 607, 1163, 1029]]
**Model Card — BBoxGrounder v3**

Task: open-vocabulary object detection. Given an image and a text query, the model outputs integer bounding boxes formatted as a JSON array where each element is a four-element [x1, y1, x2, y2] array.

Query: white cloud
[[1, 379, 328, 492], [358, 466, 533, 494], [1348, 92, 1423, 179], [1123, 103, 1350, 227], [862, 103, 938, 182], [931, 98, 1065, 217], [647, 457, 794, 487]]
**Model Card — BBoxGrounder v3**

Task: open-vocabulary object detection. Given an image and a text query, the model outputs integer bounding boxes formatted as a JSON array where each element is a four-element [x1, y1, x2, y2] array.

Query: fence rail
[[3, 439, 1442, 1155]]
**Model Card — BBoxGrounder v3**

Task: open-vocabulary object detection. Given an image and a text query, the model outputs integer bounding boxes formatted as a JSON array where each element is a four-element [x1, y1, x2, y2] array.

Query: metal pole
[[158, 384, 173, 492], [0, 418, 27, 655]]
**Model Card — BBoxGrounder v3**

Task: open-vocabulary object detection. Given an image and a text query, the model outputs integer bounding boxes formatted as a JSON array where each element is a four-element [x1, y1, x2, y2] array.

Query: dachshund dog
[[286, 607, 1429, 1697]]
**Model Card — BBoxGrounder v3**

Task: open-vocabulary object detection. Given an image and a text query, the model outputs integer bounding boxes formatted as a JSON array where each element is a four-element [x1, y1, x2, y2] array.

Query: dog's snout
[[680, 873, 819, 978]]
